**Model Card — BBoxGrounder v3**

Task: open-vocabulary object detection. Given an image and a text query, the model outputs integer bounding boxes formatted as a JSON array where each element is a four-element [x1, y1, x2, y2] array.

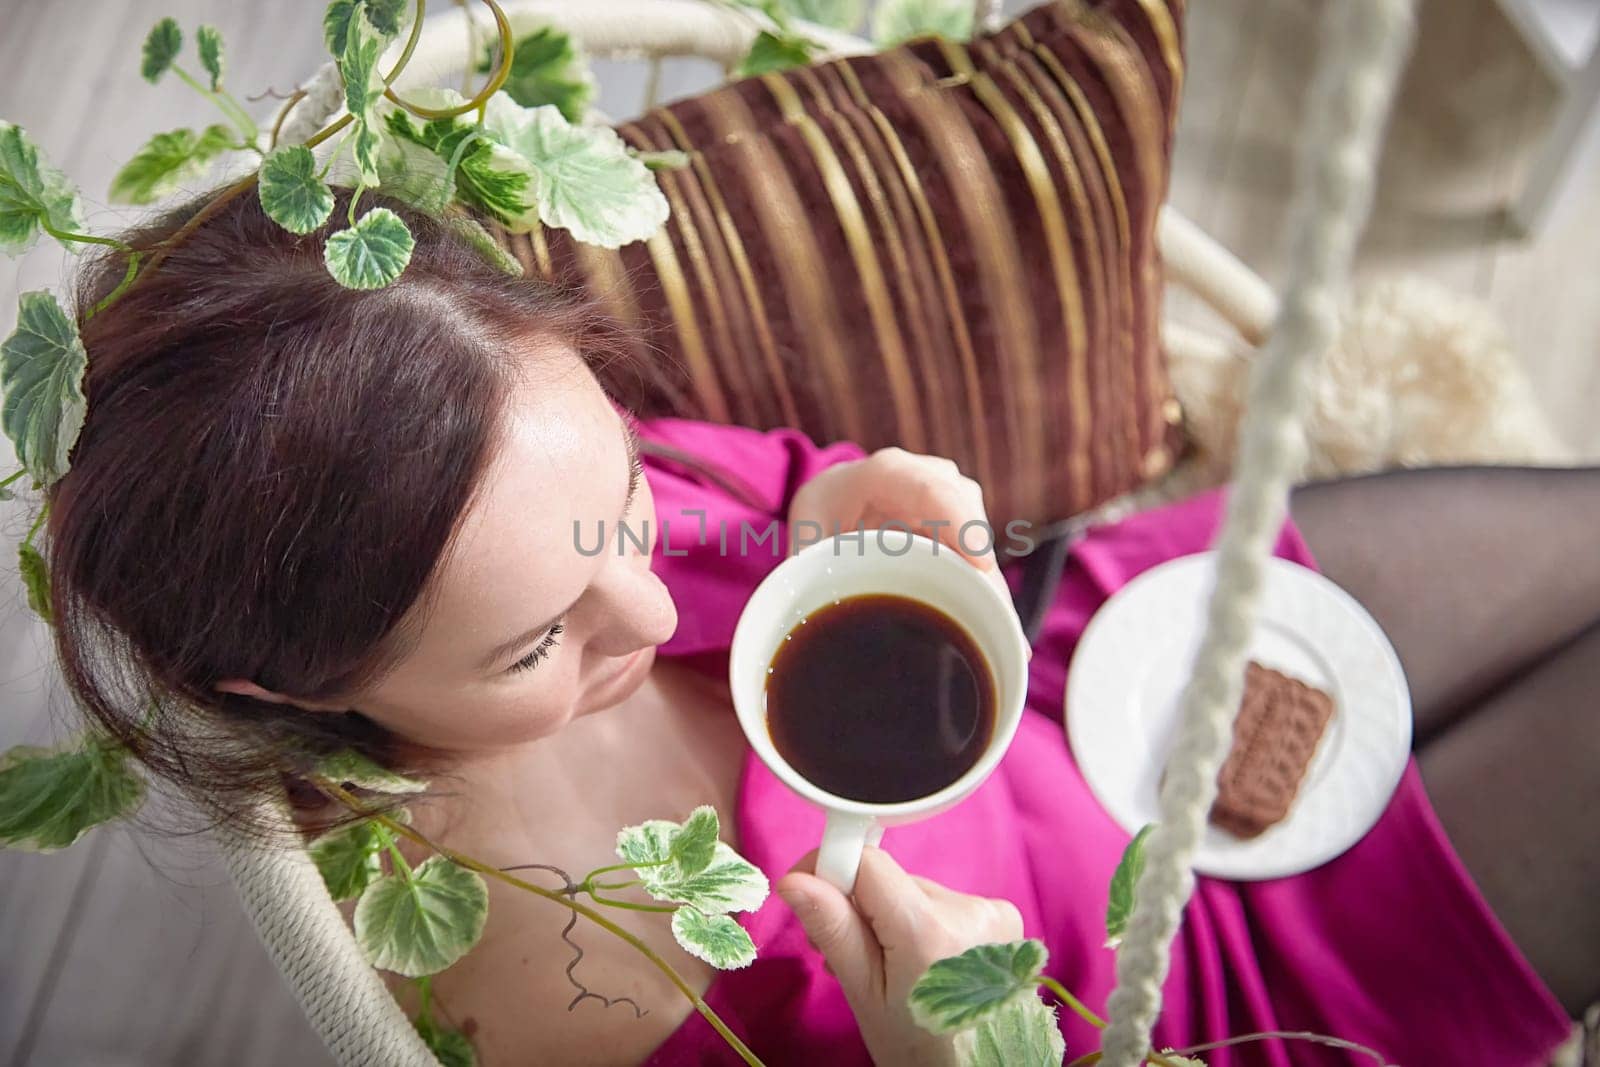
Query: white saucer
[[1065, 551, 1412, 880]]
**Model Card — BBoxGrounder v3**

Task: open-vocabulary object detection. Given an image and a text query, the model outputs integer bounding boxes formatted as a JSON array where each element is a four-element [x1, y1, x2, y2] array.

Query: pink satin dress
[[633, 415, 1572, 1067]]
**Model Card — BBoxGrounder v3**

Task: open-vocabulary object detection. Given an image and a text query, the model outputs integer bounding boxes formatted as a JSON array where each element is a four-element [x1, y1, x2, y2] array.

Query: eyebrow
[[478, 415, 643, 672]]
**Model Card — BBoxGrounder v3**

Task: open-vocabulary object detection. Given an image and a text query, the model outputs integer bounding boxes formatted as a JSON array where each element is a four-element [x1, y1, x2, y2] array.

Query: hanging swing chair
[[212, 2, 1567, 1065]]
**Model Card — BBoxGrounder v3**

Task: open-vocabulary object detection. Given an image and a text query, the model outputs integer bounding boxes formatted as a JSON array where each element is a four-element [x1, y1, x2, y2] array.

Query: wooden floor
[[0, 0, 1595, 1063]]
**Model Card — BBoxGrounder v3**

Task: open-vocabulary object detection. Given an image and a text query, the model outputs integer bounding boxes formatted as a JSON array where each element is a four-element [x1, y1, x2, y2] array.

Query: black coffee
[[765, 593, 996, 804]]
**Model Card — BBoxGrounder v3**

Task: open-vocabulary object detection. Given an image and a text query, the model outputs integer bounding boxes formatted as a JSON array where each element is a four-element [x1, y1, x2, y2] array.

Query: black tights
[[1289, 466, 1600, 1018]]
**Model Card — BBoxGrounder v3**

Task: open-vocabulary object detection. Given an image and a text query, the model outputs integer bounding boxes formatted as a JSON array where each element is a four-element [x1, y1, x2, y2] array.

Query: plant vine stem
[[1039, 976, 1107, 1031], [583, 859, 670, 880], [23, 503, 49, 549], [90, 0, 436, 317], [377, 825, 413, 877], [132, 109, 356, 292], [0, 470, 26, 491], [1170, 1030, 1394, 1065], [172, 65, 260, 143], [591, 878, 641, 891], [585, 894, 677, 913], [268, 89, 308, 150], [319, 787, 766, 1067], [86, 252, 143, 321], [385, 0, 513, 118], [37, 219, 130, 252]]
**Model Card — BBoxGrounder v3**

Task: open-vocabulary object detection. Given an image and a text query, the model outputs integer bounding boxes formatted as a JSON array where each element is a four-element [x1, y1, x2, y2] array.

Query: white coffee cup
[[728, 529, 1030, 894]]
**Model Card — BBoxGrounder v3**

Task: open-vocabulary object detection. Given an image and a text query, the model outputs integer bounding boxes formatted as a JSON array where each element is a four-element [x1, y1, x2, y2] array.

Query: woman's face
[[348, 342, 678, 754]]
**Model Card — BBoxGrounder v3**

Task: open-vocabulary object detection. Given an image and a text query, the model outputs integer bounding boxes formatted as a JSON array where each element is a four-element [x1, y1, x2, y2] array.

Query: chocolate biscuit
[[1208, 661, 1335, 839]]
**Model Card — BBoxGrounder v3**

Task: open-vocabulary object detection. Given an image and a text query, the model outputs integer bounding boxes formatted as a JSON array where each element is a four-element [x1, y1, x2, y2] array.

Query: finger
[[849, 846, 934, 953], [908, 877, 1027, 941], [875, 477, 995, 567], [776, 858, 881, 997]]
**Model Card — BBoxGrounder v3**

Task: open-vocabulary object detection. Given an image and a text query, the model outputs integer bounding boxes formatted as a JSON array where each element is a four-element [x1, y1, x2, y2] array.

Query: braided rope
[[215, 802, 440, 1066], [1096, 2, 1417, 1064]]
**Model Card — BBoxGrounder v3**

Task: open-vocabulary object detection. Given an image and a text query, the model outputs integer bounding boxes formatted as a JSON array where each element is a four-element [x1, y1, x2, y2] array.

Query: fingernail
[[777, 888, 808, 914]]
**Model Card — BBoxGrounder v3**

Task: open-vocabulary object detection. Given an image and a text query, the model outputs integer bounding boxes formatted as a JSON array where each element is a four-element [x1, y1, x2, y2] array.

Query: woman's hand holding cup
[[787, 446, 1024, 644], [776, 846, 1026, 1067]]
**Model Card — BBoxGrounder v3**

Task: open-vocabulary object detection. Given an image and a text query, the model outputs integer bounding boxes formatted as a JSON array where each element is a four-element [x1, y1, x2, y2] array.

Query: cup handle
[[816, 811, 880, 894]]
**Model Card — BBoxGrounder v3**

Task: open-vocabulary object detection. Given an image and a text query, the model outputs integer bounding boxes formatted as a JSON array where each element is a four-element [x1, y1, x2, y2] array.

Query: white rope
[[1096, 2, 1417, 1065], [214, 804, 440, 1067]]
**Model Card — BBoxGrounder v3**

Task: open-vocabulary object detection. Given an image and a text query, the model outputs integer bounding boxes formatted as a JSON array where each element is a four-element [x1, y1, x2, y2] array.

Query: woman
[[46, 189, 1592, 1066]]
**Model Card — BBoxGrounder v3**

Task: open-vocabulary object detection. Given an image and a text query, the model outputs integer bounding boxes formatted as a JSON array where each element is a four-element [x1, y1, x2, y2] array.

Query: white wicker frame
[[224, 4, 1409, 1065]]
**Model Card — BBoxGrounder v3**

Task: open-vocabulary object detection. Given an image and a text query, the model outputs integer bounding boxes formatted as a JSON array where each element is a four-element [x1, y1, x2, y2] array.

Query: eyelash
[[627, 451, 644, 503], [509, 622, 564, 674]]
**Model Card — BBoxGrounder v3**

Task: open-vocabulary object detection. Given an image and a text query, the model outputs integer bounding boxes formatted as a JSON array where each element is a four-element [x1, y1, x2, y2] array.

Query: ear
[[213, 678, 350, 714]]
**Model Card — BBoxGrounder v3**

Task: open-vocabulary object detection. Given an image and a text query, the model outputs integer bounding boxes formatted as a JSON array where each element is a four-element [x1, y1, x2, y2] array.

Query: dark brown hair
[[44, 187, 668, 831]]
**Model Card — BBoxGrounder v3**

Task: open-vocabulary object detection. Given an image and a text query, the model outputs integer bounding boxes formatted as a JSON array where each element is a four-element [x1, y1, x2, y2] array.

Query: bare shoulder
[[392, 876, 714, 1067]]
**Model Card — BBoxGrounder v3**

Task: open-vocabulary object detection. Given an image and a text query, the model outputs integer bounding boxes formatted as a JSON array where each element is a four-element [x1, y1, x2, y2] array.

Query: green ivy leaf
[[415, 1014, 477, 1067], [141, 17, 183, 83], [443, 216, 523, 278], [871, 0, 976, 46], [780, 0, 866, 31], [364, 0, 408, 38], [18, 541, 51, 623], [325, 207, 415, 290], [375, 135, 456, 215], [478, 26, 593, 124], [481, 94, 668, 249], [308, 818, 386, 901], [667, 805, 720, 876], [385, 104, 536, 232], [952, 996, 1065, 1067], [108, 125, 236, 206], [736, 31, 817, 78], [337, 4, 395, 186], [259, 146, 335, 234], [313, 748, 427, 795], [1105, 824, 1152, 949], [340, 3, 395, 108], [448, 141, 537, 226], [0, 738, 145, 852], [0, 123, 84, 256], [354, 856, 489, 977], [671, 908, 757, 969], [196, 25, 225, 90], [908, 940, 1049, 1034], [1, 291, 88, 488], [616, 816, 768, 914], [324, 0, 404, 56], [352, 122, 384, 191], [324, 0, 356, 55]]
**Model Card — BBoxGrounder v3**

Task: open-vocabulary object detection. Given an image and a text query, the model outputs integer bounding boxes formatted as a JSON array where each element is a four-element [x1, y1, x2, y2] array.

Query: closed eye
[[508, 622, 564, 673]]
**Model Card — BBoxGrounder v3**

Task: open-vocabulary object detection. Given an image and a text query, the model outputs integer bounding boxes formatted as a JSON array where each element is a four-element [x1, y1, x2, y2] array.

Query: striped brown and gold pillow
[[511, 0, 1187, 530]]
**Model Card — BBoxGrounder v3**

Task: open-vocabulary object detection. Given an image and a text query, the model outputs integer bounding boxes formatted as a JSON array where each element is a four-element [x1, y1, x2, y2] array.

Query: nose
[[568, 546, 678, 659]]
